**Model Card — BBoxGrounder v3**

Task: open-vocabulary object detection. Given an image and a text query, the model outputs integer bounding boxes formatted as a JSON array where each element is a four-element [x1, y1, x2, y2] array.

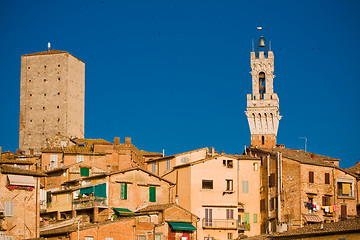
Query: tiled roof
[[346, 161, 360, 175], [0, 159, 34, 165], [271, 219, 360, 238], [139, 150, 163, 156], [136, 203, 175, 212], [0, 165, 46, 177], [23, 49, 68, 56], [74, 138, 111, 145], [226, 154, 261, 160], [251, 147, 339, 166], [42, 145, 105, 155]]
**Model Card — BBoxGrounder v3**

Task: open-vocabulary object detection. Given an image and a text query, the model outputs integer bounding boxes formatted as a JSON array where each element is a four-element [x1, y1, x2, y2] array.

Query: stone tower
[[19, 49, 85, 154], [245, 36, 281, 148]]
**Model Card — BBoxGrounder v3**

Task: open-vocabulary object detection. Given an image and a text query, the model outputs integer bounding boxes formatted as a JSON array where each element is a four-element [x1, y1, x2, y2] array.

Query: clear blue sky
[[1, 0, 359, 168]]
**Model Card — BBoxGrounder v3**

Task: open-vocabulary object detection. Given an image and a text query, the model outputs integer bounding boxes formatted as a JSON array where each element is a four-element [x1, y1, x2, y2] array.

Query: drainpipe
[[277, 152, 282, 228], [35, 177, 39, 238], [176, 170, 179, 205]]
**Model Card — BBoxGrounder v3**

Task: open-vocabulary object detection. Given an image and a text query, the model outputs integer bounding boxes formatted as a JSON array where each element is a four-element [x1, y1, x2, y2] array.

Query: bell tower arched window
[[259, 72, 265, 99]]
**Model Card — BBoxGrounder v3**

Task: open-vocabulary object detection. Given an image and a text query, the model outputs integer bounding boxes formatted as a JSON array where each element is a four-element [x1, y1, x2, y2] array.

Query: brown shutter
[[325, 173, 330, 184], [322, 196, 326, 206], [269, 173, 275, 187], [309, 171, 314, 183], [341, 205, 347, 220]]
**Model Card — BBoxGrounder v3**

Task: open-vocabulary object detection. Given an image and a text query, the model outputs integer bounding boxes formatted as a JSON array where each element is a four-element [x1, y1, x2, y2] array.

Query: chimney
[[113, 137, 120, 145], [125, 137, 131, 144]]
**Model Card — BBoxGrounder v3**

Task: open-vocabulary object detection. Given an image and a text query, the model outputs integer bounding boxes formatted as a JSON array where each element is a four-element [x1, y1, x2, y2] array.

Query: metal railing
[[73, 197, 107, 209], [202, 219, 238, 229]]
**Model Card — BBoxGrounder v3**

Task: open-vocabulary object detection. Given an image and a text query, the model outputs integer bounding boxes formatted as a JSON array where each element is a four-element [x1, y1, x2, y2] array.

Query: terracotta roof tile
[[22, 49, 68, 56], [0, 165, 46, 176]]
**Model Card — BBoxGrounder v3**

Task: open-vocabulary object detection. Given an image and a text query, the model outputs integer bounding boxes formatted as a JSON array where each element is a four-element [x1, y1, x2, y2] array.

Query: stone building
[[245, 36, 281, 148], [19, 49, 85, 154], [0, 165, 45, 240]]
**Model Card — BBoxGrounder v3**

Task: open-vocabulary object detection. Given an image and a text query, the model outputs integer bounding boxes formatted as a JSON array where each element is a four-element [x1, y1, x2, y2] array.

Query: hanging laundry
[[324, 206, 329, 213], [329, 206, 333, 213], [333, 205, 337, 212]]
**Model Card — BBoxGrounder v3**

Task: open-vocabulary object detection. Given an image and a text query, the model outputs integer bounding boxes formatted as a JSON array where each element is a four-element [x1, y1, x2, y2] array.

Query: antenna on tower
[[48, 42, 51, 51], [252, 39, 254, 52], [269, 40, 272, 51]]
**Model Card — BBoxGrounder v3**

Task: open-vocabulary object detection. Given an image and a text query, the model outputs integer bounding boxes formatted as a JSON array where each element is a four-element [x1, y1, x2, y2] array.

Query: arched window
[[259, 72, 265, 99], [262, 136, 265, 145]]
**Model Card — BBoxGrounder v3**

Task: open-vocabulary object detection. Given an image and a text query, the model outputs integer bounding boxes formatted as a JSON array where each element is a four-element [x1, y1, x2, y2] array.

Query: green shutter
[[94, 183, 107, 198], [120, 183, 127, 200], [253, 214, 257, 223], [244, 213, 249, 224], [80, 168, 89, 176], [149, 187, 156, 202]]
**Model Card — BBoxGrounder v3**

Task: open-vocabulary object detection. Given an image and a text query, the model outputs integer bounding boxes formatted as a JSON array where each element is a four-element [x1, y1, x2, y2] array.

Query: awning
[[113, 208, 134, 215], [168, 222, 197, 231], [303, 214, 322, 223], [7, 174, 35, 187], [79, 183, 107, 198]]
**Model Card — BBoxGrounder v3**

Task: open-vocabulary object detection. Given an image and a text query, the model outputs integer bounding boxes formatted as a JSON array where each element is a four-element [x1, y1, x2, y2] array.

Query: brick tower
[[19, 49, 85, 154], [245, 36, 281, 148]]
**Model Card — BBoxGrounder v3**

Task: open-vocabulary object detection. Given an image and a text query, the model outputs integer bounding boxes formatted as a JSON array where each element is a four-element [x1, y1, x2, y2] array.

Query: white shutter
[[5, 201, 14, 216]]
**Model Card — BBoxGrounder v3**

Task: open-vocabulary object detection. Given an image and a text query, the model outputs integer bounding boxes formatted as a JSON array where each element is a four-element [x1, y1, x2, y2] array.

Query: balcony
[[202, 219, 238, 229], [73, 197, 108, 210]]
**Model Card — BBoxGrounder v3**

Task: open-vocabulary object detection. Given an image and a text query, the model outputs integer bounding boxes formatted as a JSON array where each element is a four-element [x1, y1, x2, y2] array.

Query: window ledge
[[337, 196, 355, 200]]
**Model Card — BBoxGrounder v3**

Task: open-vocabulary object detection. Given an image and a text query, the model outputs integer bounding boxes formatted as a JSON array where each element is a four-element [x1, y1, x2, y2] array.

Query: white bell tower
[[245, 36, 281, 148]]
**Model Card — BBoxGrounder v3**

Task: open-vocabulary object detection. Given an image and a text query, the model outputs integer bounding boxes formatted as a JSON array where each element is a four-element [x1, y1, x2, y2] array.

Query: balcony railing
[[202, 219, 238, 229], [73, 197, 107, 209]]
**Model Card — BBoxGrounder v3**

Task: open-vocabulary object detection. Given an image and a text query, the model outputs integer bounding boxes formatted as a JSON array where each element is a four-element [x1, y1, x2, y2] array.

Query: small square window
[[58, 77, 61, 80], [29, 94, 32, 97], [44, 93, 46, 96], [28, 79, 31, 82], [44, 79, 46, 82], [253, 163, 258, 171], [58, 64, 61, 67], [44, 65, 46, 68], [202, 180, 213, 189], [27, 66, 30, 69], [57, 106, 59, 109], [43, 107, 45, 110]]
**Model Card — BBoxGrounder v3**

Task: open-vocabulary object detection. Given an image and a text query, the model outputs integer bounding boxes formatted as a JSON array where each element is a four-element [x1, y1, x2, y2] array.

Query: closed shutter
[[149, 187, 156, 202], [254, 214, 258, 223], [242, 180, 249, 193], [120, 183, 127, 200], [325, 173, 330, 184], [244, 213, 249, 224], [309, 171, 314, 183], [5, 201, 14, 216], [80, 168, 89, 177], [269, 173, 275, 187]]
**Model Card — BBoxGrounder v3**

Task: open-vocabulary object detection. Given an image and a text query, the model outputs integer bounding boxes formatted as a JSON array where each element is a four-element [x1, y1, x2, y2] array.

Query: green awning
[[113, 208, 134, 215], [94, 183, 107, 198], [168, 222, 196, 231]]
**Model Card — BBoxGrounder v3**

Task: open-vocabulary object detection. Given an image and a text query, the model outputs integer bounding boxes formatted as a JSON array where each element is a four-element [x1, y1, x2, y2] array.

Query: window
[[253, 163, 258, 171], [269, 173, 275, 187], [5, 201, 14, 216], [5, 236, 14, 240], [80, 168, 89, 177], [202, 180, 213, 189], [226, 209, 234, 219], [242, 180, 249, 193], [138, 236, 146, 240], [260, 199, 265, 211], [155, 234, 162, 240], [149, 187, 156, 202], [227, 233, 232, 240], [50, 155, 58, 169], [270, 197, 277, 211], [166, 159, 170, 171], [68, 193, 72, 202], [309, 171, 314, 183], [244, 212, 249, 224], [204, 238, 214, 240], [261, 136, 265, 145], [205, 208, 212, 226], [322, 196, 331, 206], [77, 155, 84, 163], [338, 181, 353, 197], [60, 141, 67, 147], [254, 214, 258, 223], [223, 159, 233, 168], [120, 183, 127, 200], [152, 162, 156, 174], [106, 238, 114, 240], [325, 173, 330, 184], [181, 157, 189, 163], [226, 179, 233, 191], [85, 237, 94, 240]]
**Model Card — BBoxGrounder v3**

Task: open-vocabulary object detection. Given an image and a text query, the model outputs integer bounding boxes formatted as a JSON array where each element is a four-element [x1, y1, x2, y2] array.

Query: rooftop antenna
[[269, 40, 272, 51], [298, 137, 307, 152], [252, 39, 254, 52], [48, 42, 51, 51]]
